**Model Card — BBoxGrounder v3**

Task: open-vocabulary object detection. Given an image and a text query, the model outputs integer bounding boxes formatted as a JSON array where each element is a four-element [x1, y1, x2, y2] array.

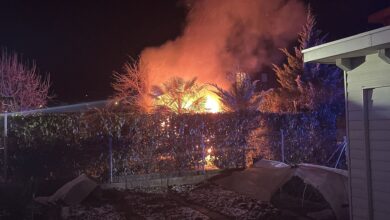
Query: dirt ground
[[50, 183, 281, 220], [1, 178, 336, 220]]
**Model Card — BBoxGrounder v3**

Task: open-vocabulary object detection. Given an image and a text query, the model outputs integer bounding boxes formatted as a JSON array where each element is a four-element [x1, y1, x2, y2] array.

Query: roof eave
[[302, 26, 390, 64]]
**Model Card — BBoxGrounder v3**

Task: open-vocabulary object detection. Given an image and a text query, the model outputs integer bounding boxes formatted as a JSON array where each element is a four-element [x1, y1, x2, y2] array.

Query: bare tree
[[0, 51, 51, 112], [112, 58, 151, 113]]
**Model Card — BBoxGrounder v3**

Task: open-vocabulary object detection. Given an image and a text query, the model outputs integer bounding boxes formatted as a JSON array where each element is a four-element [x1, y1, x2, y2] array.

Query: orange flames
[[139, 0, 305, 99], [205, 94, 220, 113], [115, 1, 306, 114]]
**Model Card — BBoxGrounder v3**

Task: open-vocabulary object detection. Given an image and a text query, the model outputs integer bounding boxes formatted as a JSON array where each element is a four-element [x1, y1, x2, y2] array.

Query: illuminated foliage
[[212, 72, 262, 112], [261, 8, 343, 114], [112, 58, 152, 113], [150, 77, 208, 114], [0, 50, 51, 112], [7, 111, 338, 180]]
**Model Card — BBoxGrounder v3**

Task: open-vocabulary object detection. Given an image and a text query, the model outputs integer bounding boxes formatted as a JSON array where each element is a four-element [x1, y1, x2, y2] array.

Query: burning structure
[[113, 0, 306, 113]]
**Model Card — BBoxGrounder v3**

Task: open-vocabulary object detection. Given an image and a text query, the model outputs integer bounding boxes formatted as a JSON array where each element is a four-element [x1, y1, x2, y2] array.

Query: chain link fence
[[0, 111, 345, 183]]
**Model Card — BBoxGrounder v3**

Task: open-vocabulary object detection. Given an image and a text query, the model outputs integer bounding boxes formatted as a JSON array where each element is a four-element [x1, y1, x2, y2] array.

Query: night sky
[[0, 0, 388, 104]]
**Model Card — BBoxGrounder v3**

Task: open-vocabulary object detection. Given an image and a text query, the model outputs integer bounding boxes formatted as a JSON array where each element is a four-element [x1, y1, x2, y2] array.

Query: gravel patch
[[180, 183, 280, 220]]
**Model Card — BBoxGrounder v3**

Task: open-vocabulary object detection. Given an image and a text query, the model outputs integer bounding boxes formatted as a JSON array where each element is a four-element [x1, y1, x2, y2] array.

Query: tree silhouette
[[262, 8, 343, 113], [150, 77, 207, 114], [212, 72, 261, 112], [0, 51, 51, 112], [112, 58, 151, 113]]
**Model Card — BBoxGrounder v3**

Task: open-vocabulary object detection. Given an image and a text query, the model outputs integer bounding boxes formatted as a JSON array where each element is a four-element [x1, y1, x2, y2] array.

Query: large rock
[[35, 174, 97, 206]]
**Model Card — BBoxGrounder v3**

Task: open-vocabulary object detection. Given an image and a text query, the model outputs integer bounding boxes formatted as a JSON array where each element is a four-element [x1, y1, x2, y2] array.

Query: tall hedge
[[2, 110, 338, 182]]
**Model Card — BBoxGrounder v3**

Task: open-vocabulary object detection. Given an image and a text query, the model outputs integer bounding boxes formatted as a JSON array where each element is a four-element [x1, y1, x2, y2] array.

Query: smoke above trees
[[139, 0, 306, 89]]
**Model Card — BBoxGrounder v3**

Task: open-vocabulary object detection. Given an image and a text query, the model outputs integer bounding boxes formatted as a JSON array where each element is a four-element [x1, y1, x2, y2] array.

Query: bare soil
[[1, 179, 336, 220]]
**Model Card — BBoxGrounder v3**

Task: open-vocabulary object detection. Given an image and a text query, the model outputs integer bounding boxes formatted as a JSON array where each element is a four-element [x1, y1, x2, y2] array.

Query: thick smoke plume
[[140, 0, 306, 88]]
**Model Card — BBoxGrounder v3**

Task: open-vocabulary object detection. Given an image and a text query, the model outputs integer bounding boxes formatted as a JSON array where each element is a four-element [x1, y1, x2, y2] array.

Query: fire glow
[[152, 83, 222, 114], [205, 95, 220, 113], [140, 0, 306, 97]]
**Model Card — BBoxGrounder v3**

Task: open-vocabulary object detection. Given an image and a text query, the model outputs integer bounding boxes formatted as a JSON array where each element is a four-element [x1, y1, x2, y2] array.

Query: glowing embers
[[204, 147, 217, 170], [160, 117, 170, 128]]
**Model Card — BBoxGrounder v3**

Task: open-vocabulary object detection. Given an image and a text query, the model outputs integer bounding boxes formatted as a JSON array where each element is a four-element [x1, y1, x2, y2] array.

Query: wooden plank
[[373, 211, 389, 220], [351, 158, 366, 169], [349, 81, 390, 91], [352, 194, 369, 219], [350, 65, 389, 79], [371, 170, 390, 182], [350, 151, 365, 163], [352, 196, 369, 208], [348, 60, 390, 81], [371, 150, 390, 161], [349, 73, 390, 86], [371, 161, 390, 172], [350, 148, 365, 159], [369, 120, 390, 130], [346, 53, 390, 220], [349, 139, 365, 150], [351, 184, 368, 196], [347, 92, 363, 102], [351, 177, 368, 191], [349, 129, 365, 140], [369, 140, 390, 151], [349, 110, 363, 121], [369, 130, 390, 141], [348, 73, 390, 90], [348, 101, 363, 111], [353, 214, 368, 220], [351, 166, 367, 179], [372, 191, 390, 203], [349, 154, 365, 161], [372, 181, 390, 193], [349, 120, 364, 129], [368, 110, 390, 120], [347, 90, 363, 102], [352, 197, 369, 217], [370, 86, 390, 101], [373, 202, 390, 214], [349, 136, 364, 142]]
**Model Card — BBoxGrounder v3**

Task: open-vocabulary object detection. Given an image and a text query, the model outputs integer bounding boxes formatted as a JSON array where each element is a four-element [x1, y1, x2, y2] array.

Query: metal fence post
[[280, 129, 285, 163], [3, 113, 8, 181], [108, 135, 113, 183]]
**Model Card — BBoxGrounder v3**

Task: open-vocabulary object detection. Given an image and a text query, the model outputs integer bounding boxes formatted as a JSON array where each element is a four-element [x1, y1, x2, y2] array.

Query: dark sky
[[0, 0, 388, 104]]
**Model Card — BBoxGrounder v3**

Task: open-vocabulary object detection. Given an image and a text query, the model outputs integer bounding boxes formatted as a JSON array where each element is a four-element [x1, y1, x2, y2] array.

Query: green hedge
[[3, 110, 338, 182]]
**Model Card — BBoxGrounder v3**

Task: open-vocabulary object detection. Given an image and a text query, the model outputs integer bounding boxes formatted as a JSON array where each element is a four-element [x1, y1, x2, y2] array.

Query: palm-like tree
[[212, 72, 261, 112], [150, 77, 207, 114]]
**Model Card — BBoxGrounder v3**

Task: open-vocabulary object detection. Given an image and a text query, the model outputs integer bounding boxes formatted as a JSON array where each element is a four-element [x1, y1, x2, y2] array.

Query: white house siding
[[346, 53, 390, 220]]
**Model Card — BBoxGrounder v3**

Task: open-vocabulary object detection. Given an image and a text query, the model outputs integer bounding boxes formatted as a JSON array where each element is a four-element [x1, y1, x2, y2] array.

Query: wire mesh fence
[[0, 110, 346, 183]]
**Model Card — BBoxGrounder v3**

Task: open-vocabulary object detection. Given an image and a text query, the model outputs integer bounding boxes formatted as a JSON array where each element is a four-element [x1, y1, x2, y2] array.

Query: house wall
[[346, 53, 390, 220]]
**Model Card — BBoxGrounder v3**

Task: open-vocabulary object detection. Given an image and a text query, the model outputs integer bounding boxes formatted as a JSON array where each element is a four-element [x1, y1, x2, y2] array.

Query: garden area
[[0, 108, 346, 219], [0, 4, 349, 220]]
